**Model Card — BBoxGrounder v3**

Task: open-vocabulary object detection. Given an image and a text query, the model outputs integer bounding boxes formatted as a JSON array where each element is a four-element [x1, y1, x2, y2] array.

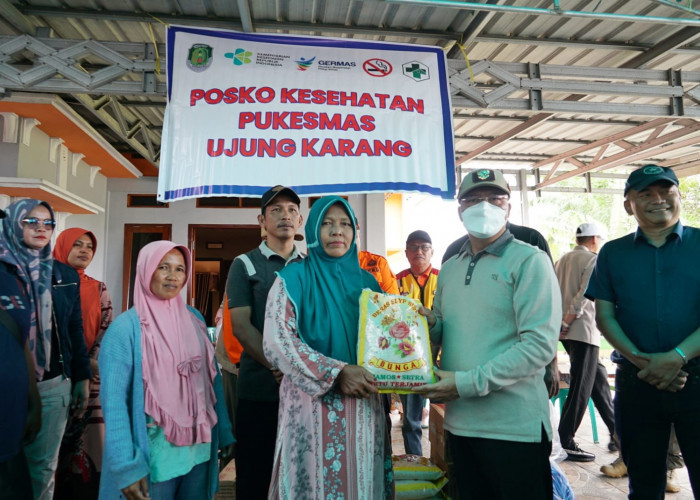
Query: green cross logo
[[402, 61, 430, 82]]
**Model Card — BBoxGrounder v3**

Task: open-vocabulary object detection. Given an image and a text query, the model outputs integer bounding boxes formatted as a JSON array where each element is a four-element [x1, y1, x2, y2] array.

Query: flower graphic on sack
[[398, 341, 415, 356], [378, 336, 390, 350], [389, 321, 411, 339]]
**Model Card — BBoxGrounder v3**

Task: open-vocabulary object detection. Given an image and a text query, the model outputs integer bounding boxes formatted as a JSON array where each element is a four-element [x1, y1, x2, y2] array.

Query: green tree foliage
[[525, 173, 700, 262], [679, 175, 700, 226]]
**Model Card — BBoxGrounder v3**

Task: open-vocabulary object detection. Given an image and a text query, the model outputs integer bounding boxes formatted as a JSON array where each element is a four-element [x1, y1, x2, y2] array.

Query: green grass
[[558, 337, 613, 351]]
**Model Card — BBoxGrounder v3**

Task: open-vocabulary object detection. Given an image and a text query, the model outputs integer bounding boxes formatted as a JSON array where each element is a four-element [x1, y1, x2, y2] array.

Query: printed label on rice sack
[[357, 289, 435, 393]]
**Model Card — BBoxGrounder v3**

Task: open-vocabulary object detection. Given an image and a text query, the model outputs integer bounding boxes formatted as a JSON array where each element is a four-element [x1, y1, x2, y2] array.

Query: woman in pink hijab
[[98, 241, 233, 500]]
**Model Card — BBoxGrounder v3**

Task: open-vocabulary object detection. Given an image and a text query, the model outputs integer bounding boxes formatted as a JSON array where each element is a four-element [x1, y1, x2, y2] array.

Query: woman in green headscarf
[[263, 196, 393, 499]]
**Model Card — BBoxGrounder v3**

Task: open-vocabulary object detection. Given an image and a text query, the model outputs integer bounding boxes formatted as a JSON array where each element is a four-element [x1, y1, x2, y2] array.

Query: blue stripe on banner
[[166, 27, 178, 101], [435, 54, 456, 197], [162, 182, 450, 201]]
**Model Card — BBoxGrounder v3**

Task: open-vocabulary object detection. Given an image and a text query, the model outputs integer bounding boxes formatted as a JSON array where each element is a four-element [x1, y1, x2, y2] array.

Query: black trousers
[[448, 428, 552, 499], [558, 339, 615, 449], [235, 398, 279, 500], [615, 364, 700, 499]]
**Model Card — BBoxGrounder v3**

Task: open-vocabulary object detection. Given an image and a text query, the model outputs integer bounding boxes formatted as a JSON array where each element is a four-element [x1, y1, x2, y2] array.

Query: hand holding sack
[[358, 290, 436, 393]]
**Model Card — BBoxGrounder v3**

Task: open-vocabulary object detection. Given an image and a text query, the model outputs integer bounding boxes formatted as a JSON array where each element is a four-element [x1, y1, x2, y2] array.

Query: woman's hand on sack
[[121, 476, 150, 500], [412, 368, 459, 403], [337, 365, 378, 399], [418, 306, 436, 329]]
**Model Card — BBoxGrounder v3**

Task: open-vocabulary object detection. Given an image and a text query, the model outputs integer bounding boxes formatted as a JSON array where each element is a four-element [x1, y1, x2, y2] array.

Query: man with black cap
[[415, 169, 560, 498], [555, 222, 616, 462], [441, 171, 560, 399], [586, 164, 700, 497], [226, 186, 304, 499], [396, 229, 439, 456]]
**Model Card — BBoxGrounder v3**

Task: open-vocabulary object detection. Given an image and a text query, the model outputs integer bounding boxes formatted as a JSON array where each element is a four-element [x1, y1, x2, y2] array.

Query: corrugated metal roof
[[1, 0, 699, 184]]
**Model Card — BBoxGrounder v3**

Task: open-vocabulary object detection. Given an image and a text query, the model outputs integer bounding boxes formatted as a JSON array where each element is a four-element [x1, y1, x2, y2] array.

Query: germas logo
[[318, 60, 356, 68], [295, 56, 316, 71], [224, 48, 252, 66]]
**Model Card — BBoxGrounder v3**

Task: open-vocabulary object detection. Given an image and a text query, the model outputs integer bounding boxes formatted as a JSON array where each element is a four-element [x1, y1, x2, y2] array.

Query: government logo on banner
[[159, 26, 455, 201]]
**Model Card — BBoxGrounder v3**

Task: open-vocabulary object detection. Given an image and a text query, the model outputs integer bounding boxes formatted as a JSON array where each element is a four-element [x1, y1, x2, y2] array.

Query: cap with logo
[[576, 222, 604, 238], [624, 165, 678, 195], [406, 230, 432, 245], [458, 169, 511, 199], [260, 185, 301, 213]]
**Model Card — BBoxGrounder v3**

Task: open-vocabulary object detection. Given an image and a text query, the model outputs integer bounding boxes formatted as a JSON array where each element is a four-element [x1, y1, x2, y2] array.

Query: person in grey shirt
[[555, 222, 615, 462]]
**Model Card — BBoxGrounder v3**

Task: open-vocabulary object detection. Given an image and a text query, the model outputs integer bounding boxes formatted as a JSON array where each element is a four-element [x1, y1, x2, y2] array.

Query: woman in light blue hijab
[[263, 196, 393, 500]]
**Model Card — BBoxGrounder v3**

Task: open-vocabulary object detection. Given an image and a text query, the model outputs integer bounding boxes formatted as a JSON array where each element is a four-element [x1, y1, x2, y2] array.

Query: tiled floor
[[389, 402, 695, 499]]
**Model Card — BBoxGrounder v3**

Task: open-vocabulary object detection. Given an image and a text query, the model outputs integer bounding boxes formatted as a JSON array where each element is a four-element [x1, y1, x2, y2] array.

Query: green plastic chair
[[551, 387, 599, 444]]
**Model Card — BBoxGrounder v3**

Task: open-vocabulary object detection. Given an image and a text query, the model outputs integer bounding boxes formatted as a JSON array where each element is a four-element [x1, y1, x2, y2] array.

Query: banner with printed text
[[158, 25, 455, 202]]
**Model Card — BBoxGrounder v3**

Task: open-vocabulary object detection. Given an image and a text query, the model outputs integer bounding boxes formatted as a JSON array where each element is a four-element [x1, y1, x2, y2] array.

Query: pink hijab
[[134, 241, 217, 446]]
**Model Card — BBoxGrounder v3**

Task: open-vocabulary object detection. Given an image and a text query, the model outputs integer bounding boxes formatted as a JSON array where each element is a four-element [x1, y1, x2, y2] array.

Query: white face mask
[[461, 201, 507, 238]]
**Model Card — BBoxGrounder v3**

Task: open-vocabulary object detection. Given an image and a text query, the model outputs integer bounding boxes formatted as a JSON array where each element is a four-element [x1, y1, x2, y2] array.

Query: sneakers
[[608, 439, 618, 452], [564, 444, 595, 462], [600, 457, 627, 478], [666, 469, 681, 493]]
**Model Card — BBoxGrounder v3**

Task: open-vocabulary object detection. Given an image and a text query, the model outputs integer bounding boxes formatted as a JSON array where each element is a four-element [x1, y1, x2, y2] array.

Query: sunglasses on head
[[21, 218, 56, 229]]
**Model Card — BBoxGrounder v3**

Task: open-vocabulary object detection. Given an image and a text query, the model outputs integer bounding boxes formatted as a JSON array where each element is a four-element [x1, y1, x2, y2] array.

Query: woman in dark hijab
[[263, 196, 393, 499]]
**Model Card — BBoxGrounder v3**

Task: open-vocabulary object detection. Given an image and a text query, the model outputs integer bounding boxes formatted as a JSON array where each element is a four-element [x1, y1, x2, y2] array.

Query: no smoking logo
[[363, 59, 392, 77]]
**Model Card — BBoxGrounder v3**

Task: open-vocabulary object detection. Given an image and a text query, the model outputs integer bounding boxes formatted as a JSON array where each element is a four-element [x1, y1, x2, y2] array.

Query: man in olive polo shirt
[[227, 186, 304, 500], [416, 169, 560, 498]]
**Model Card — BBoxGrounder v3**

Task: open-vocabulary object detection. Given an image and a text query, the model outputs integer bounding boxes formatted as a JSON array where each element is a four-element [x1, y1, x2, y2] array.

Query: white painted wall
[[17, 126, 108, 207], [104, 179, 386, 312], [0, 143, 19, 176]]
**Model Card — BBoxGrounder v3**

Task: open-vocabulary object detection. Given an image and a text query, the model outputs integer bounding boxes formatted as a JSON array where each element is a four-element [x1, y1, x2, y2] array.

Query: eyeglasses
[[459, 195, 509, 208], [21, 218, 56, 230], [407, 244, 432, 253]]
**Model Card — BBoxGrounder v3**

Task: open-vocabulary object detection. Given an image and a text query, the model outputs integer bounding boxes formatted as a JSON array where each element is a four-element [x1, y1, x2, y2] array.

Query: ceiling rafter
[[621, 26, 700, 68], [0, 35, 163, 95], [454, 113, 553, 165], [13, 5, 463, 42], [472, 34, 700, 56], [531, 118, 676, 170], [536, 121, 700, 188], [449, 61, 700, 116], [72, 94, 160, 164], [445, 0, 503, 58], [455, 134, 589, 145], [455, 18, 700, 182]]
